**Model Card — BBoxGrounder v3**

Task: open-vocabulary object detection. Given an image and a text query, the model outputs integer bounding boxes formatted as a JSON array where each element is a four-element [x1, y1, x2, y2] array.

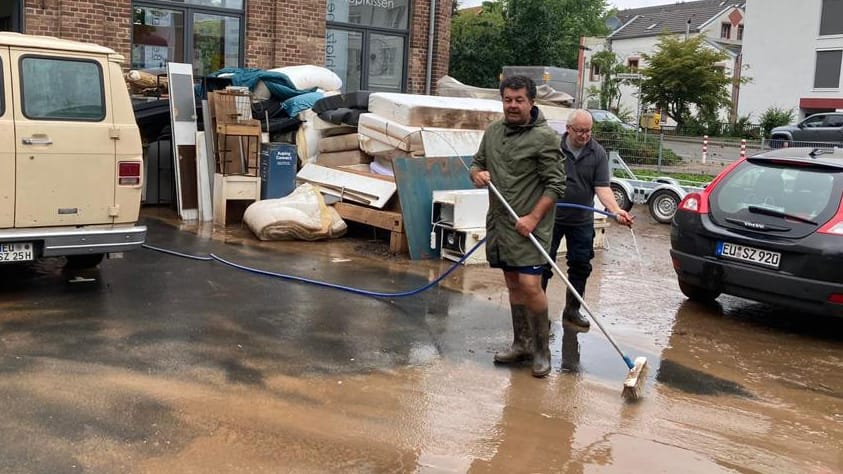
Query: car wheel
[[678, 280, 720, 302], [648, 190, 680, 224], [610, 183, 633, 212], [65, 254, 104, 270]]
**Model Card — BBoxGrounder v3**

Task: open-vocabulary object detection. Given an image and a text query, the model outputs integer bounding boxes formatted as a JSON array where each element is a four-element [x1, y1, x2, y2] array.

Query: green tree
[[588, 50, 628, 110], [502, 0, 608, 69], [449, 2, 507, 87], [640, 35, 732, 130]]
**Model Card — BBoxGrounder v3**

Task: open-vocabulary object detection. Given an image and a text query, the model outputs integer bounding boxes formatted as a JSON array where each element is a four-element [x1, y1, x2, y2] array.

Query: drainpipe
[[425, 0, 437, 95], [685, 18, 691, 40]]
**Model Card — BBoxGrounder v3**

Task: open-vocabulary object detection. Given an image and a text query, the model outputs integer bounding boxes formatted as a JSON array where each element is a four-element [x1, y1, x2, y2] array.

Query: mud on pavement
[[0, 206, 840, 473]]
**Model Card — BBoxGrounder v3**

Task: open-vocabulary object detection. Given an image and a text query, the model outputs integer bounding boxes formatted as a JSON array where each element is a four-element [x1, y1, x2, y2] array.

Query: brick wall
[[246, 0, 326, 69], [408, 0, 453, 94], [24, 0, 132, 62]]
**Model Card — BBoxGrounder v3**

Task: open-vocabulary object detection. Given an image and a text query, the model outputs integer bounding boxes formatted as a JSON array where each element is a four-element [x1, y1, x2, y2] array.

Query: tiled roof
[[611, 0, 745, 39]]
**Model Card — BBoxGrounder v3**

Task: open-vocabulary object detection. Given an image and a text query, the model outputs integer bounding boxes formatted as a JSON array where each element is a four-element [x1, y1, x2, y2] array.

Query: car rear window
[[710, 161, 839, 235], [20, 56, 105, 121]]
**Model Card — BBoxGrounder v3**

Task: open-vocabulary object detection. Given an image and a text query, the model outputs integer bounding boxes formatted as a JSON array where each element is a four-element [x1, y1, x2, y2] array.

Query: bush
[[759, 106, 794, 137]]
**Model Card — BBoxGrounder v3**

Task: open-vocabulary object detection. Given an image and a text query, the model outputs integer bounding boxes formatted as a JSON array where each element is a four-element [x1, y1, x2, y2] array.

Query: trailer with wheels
[[608, 152, 708, 224]]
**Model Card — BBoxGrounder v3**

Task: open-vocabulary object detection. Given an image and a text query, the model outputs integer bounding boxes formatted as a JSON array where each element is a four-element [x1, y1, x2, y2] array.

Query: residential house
[[579, 0, 745, 126], [738, 0, 843, 121]]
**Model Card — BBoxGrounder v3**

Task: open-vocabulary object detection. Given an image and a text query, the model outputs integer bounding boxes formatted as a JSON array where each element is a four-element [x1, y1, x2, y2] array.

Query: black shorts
[[490, 263, 546, 275]]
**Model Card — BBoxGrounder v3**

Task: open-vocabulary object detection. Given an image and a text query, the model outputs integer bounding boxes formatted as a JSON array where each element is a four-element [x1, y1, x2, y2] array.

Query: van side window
[[20, 56, 105, 121]]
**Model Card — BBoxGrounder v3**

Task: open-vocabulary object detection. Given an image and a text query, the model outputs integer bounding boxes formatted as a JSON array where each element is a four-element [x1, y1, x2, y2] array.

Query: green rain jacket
[[470, 107, 566, 267]]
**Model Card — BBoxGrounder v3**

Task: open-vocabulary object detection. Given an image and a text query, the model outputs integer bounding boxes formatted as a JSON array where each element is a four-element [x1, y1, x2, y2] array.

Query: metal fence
[[592, 129, 677, 169], [592, 128, 843, 178]]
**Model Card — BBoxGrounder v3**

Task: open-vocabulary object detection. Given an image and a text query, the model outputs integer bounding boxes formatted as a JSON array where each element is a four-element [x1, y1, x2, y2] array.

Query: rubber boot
[[494, 305, 533, 364], [562, 289, 591, 332], [531, 309, 551, 378]]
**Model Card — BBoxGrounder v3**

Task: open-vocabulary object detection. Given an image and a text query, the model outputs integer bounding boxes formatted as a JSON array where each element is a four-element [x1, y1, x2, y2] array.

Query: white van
[[0, 32, 146, 269]]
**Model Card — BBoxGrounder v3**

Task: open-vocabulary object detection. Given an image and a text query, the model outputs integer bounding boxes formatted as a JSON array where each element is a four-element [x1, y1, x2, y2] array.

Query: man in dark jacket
[[470, 76, 566, 378], [542, 109, 634, 331]]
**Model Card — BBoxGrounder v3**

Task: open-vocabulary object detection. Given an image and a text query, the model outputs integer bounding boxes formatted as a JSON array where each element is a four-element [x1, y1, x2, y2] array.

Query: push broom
[[487, 182, 648, 400]]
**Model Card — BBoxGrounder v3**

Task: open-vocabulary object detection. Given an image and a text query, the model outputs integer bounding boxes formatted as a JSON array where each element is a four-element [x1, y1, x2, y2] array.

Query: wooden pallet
[[333, 201, 408, 254]]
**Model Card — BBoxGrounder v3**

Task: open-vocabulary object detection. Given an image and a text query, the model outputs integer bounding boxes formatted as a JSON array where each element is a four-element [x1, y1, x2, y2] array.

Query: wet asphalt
[[0, 207, 841, 473]]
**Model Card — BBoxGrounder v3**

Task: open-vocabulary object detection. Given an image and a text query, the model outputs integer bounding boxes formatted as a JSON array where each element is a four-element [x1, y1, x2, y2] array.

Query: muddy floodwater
[[0, 206, 840, 473]]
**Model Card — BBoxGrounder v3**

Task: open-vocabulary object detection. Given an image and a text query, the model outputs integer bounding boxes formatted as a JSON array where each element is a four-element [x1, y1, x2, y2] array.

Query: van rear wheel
[[65, 254, 104, 270]]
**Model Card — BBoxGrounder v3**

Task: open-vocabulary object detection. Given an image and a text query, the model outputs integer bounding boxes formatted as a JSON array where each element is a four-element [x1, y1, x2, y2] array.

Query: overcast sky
[[459, 0, 672, 10]]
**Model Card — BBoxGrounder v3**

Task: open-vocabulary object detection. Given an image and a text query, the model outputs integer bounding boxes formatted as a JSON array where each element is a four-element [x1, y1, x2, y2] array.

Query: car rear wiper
[[747, 205, 818, 225]]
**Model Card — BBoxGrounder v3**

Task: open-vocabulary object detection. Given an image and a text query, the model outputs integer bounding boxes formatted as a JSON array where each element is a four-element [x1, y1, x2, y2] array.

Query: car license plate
[[0, 242, 34, 262], [716, 242, 781, 269]]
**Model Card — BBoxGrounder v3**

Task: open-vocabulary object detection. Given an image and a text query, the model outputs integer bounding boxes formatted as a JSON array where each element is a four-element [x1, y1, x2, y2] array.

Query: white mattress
[[368, 93, 504, 129], [358, 113, 483, 157]]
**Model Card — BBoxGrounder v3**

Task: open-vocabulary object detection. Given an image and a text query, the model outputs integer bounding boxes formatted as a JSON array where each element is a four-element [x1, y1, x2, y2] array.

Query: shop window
[[132, 2, 243, 78], [820, 0, 843, 36], [627, 58, 639, 71], [326, 0, 409, 29], [133, 8, 186, 69], [814, 50, 842, 89], [721, 23, 731, 39], [326, 0, 409, 92], [737, 24, 744, 41], [20, 57, 104, 121], [326, 29, 363, 92], [0, 0, 22, 32]]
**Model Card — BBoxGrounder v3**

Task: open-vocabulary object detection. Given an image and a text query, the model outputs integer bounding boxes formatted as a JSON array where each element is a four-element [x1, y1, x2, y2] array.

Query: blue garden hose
[[142, 203, 619, 299]]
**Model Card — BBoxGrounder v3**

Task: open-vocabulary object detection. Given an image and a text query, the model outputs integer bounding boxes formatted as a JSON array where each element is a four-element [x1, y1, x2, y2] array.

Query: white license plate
[[0, 242, 34, 262], [716, 242, 781, 269]]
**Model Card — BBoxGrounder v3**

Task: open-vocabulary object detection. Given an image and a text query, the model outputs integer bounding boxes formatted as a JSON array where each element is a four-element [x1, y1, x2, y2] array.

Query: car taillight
[[678, 192, 707, 214], [118, 161, 141, 186], [818, 195, 843, 235], [677, 158, 746, 216], [829, 293, 843, 305]]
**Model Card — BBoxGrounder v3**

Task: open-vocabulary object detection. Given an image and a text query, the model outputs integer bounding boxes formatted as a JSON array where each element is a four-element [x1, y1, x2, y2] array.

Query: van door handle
[[22, 136, 53, 145]]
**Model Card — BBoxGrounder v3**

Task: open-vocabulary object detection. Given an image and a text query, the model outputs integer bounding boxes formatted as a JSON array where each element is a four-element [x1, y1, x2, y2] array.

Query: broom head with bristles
[[622, 356, 648, 401]]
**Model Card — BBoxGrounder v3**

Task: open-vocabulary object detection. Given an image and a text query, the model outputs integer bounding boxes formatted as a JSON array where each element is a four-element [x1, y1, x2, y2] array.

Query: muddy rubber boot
[[562, 289, 591, 332], [494, 305, 533, 364], [531, 309, 551, 378]]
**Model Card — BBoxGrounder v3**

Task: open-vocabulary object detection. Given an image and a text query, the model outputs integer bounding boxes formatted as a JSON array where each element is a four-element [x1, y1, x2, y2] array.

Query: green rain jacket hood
[[470, 107, 566, 267]]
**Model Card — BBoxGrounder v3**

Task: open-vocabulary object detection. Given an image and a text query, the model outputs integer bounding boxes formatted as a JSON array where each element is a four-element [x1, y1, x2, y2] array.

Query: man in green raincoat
[[470, 75, 566, 378]]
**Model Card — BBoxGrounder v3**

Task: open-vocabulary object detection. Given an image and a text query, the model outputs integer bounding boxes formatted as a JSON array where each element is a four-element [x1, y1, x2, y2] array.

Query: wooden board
[[296, 164, 396, 208], [333, 202, 407, 254], [392, 156, 474, 260], [315, 149, 372, 167]]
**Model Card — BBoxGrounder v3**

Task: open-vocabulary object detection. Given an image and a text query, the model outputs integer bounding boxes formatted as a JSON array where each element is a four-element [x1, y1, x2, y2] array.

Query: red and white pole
[[740, 139, 747, 160], [702, 135, 709, 164]]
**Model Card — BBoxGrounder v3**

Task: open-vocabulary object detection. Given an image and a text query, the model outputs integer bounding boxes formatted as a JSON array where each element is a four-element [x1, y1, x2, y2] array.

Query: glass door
[[132, 2, 244, 79], [192, 12, 241, 77]]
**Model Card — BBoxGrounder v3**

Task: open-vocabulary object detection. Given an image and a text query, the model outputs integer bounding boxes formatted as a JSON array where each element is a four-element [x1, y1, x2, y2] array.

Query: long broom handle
[[487, 182, 633, 369]]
